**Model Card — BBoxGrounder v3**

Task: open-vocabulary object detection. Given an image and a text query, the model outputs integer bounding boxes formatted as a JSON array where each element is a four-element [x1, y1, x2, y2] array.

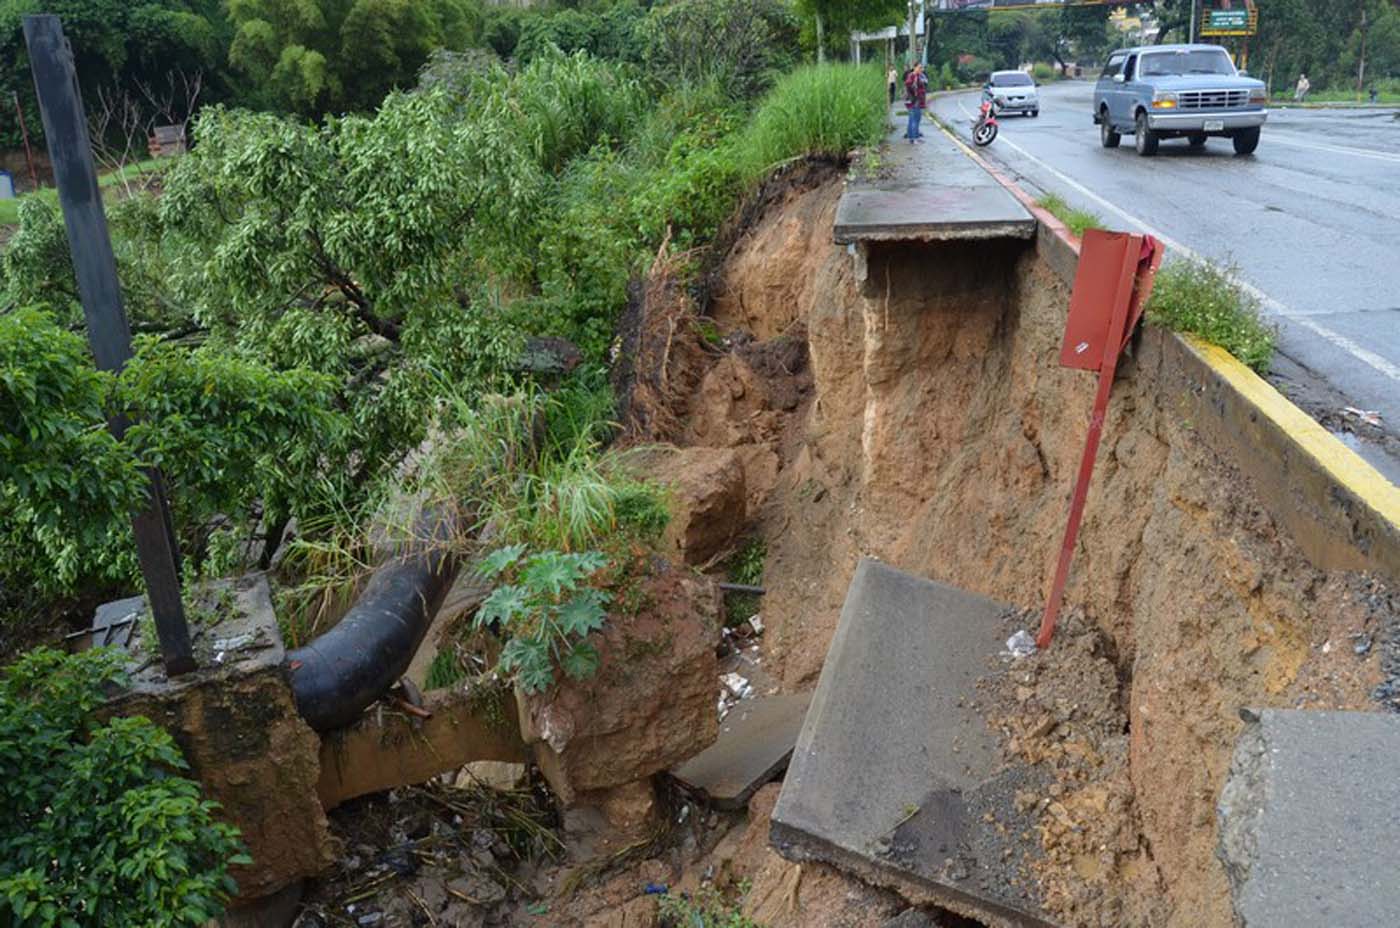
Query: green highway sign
[[1209, 10, 1249, 29]]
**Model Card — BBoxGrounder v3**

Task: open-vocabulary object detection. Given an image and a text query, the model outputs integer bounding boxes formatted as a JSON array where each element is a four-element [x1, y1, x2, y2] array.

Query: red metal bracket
[[1036, 230, 1164, 649]]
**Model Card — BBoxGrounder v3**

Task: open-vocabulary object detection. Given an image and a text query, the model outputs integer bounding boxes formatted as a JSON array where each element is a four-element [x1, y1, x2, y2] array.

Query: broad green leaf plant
[[475, 544, 610, 693]]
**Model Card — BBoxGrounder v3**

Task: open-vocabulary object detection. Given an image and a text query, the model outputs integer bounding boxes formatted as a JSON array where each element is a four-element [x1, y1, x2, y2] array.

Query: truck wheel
[[1100, 113, 1121, 148], [1031, 109, 1040, 118], [1134, 111, 1159, 156], [1188, 133, 1208, 148], [1233, 128, 1260, 155]]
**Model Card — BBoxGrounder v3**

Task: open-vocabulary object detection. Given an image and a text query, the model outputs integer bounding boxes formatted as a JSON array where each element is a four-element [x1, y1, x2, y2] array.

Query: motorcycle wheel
[[973, 121, 998, 147]]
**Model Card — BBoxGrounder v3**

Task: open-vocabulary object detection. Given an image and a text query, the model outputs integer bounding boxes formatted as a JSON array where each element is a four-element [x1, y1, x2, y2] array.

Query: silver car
[[985, 70, 1039, 117], [1092, 44, 1267, 156]]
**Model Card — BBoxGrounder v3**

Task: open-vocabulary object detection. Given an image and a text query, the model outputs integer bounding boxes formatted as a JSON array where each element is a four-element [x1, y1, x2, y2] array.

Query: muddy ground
[[298, 160, 1397, 927], [630, 163, 1395, 926]]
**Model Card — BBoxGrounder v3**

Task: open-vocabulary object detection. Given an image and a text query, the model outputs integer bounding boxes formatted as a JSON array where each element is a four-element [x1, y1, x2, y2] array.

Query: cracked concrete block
[[1217, 709, 1400, 928]]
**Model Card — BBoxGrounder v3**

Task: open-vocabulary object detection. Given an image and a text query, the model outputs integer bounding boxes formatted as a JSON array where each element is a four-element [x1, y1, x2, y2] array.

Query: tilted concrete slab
[[673, 691, 812, 810], [770, 559, 1052, 927], [1217, 709, 1400, 928], [834, 117, 1036, 245]]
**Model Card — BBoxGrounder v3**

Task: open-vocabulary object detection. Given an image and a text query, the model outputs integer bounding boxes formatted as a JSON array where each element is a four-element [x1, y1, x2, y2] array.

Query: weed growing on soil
[[475, 546, 611, 693], [1036, 194, 1104, 239], [658, 888, 762, 928], [1148, 259, 1278, 372]]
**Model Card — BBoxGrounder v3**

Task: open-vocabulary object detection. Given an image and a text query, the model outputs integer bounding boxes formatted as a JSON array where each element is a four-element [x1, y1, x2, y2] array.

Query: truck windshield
[[1139, 49, 1235, 77]]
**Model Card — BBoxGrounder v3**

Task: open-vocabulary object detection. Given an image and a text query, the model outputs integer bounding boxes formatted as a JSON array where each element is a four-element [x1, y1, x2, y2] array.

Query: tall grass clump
[[1147, 260, 1278, 373], [739, 62, 886, 177]]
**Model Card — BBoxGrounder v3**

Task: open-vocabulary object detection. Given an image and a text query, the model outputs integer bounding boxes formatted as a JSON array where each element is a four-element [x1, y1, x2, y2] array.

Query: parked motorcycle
[[973, 97, 999, 147]]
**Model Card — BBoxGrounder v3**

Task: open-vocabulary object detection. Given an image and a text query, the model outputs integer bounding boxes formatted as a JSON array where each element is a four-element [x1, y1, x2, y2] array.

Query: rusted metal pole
[[23, 13, 195, 676], [13, 91, 39, 192], [1036, 232, 1162, 650]]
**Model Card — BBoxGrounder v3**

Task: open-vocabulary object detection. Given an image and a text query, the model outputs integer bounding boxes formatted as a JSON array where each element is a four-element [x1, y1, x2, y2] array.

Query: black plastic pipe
[[286, 512, 458, 732]]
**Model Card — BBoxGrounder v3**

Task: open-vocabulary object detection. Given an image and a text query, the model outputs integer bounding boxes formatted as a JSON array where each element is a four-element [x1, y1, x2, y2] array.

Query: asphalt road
[[932, 81, 1400, 483]]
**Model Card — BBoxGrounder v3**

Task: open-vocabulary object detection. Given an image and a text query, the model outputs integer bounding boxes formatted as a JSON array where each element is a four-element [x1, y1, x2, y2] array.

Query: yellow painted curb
[[1183, 335, 1400, 529]]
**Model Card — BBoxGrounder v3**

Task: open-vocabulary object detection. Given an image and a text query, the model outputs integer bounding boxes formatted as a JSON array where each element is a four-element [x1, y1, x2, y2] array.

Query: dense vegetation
[[0, 648, 248, 926], [0, 1, 886, 652]]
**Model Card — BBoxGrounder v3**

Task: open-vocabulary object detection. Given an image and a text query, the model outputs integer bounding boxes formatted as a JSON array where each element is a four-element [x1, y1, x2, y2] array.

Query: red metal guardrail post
[[1036, 230, 1163, 649]]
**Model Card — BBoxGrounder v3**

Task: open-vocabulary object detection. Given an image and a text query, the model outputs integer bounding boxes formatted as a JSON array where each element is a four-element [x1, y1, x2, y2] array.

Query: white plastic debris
[[1005, 630, 1038, 659], [748, 614, 765, 635], [1343, 407, 1383, 426], [721, 672, 752, 699]]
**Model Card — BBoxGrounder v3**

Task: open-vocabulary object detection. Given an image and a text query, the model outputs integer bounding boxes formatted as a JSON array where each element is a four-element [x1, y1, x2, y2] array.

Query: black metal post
[[23, 14, 195, 676]]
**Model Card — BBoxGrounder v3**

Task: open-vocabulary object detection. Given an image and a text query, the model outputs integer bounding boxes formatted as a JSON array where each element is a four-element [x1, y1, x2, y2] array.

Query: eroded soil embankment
[[641, 168, 1395, 927]]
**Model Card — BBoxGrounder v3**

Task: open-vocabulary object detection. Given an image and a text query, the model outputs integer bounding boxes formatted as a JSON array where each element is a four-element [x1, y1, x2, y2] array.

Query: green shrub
[[1031, 62, 1056, 83], [1036, 193, 1104, 239], [740, 63, 887, 174], [1147, 260, 1278, 373], [0, 648, 248, 927]]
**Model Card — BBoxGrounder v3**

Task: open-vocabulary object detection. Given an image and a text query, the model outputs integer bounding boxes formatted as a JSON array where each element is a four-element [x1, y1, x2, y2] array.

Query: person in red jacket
[[904, 63, 928, 143]]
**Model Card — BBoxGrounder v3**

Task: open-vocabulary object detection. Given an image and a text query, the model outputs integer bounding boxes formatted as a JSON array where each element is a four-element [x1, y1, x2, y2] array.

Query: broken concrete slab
[[834, 121, 1035, 245], [770, 558, 1051, 927], [1217, 709, 1400, 928], [673, 691, 812, 810]]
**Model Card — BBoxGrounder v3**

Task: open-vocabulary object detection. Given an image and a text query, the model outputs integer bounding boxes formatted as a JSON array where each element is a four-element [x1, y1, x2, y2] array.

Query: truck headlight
[[1249, 89, 1267, 104], [1151, 93, 1178, 109]]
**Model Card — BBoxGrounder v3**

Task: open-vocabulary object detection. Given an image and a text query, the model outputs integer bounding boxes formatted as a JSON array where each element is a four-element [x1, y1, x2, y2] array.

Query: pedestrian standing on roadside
[[1294, 72, 1310, 102], [904, 63, 928, 144], [888, 65, 898, 105]]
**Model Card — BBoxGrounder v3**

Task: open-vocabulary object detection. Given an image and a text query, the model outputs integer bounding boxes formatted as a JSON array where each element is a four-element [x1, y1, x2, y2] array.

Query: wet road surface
[[932, 81, 1400, 482]]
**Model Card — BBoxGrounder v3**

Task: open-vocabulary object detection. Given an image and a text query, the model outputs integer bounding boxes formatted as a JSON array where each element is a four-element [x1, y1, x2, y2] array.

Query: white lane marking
[[953, 100, 1400, 384], [1266, 134, 1400, 165]]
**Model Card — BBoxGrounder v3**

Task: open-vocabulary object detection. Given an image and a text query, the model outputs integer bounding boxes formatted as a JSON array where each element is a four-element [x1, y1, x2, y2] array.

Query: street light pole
[[23, 14, 196, 676], [1189, 0, 1198, 44]]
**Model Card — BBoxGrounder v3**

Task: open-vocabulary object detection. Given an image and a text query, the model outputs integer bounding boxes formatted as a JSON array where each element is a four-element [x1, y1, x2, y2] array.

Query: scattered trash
[[1322, 639, 1332, 654], [1342, 407, 1383, 427], [1353, 634, 1373, 656], [748, 614, 765, 635], [1005, 630, 1037, 659], [643, 882, 668, 895]]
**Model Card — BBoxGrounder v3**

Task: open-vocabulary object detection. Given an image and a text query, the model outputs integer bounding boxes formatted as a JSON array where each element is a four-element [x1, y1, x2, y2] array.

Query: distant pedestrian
[[1294, 73, 1310, 102], [1370, 86, 1379, 104], [888, 65, 898, 105], [904, 63, 928, 144]]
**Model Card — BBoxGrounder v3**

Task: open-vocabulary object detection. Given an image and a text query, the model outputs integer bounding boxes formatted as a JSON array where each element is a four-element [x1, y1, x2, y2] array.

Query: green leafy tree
[[0, 0, 231, 149], [0, 307, 346, 622], [0, 647, 249, 927], [226, 0, 481, 113], [639, 0, 799, 98], [792, 0, 903, 63]]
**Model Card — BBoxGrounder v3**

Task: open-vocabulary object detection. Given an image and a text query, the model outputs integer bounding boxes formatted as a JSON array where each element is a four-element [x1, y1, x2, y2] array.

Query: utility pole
[[907, 0, 918, 67], [23, 14, 196, 676], [1189, 0, 1198, 44], [1357, 7, 1368, 100]]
